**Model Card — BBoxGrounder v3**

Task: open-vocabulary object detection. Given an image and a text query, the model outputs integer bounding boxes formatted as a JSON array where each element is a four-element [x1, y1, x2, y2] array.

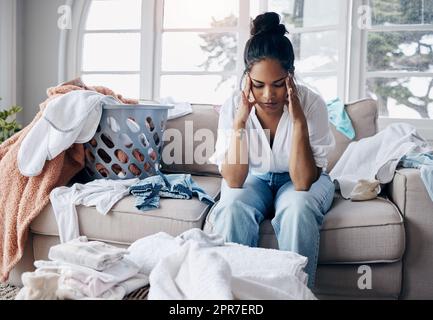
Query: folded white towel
[[48, 236, 129, 271], [33, 256, 142, 299]]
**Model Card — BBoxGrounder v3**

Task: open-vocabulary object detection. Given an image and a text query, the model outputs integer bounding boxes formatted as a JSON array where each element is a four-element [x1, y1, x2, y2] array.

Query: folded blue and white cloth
[[326, 97, 355, 140], [399, 152, 433, 202], [129, 173, 215, 211]]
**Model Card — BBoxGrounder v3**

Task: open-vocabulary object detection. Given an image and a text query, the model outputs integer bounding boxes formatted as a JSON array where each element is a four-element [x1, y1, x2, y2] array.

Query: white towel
[[18, 90, 118, 177], [48, 236, 129, 271], [50, 178, 139, 243], [15, 271, 60, 300], [330, 123, 432, 199], [148, 241, 234, 300], [128, 229, 315, 300], [32, 257, 143, 299], [157, 96, 193, 120]]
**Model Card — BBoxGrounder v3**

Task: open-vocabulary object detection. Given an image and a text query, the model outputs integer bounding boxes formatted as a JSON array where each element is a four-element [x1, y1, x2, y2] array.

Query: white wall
[[0, 0, 17, 113], [20, 0, 64, 125]]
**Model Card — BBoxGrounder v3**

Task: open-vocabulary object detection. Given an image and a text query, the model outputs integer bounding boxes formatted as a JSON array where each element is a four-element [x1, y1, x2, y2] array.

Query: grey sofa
[[8, 99, 433, 299]]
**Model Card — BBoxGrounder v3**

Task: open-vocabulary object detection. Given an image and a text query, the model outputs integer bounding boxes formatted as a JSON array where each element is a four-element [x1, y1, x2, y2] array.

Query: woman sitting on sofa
[[209, 12, 336, 289]]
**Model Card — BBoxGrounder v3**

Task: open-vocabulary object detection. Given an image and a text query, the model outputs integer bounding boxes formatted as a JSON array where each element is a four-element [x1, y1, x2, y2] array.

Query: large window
[[77, 0, 348, 104], [71, 0, 433, 126], [363, 0, 433, 120], [264, 0, 348, 101], [80, 0, 142, 99]]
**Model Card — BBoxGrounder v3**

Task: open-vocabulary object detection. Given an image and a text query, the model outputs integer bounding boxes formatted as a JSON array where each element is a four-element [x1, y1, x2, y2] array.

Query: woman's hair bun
[[251, 12, 287, 37]]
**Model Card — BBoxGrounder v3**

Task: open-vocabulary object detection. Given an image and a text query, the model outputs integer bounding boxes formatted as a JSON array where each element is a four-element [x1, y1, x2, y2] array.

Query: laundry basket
[[84, 103, 174, 180]]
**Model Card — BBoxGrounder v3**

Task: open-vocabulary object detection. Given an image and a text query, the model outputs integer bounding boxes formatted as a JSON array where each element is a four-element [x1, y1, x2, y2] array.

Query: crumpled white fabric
[[18, 90, 119, 177], [50, 178, 139, 243], [157, 96, 193, 120], [128, 229, 316, 300], [350, 179, 381, 201], [330, 123, 432, 200]]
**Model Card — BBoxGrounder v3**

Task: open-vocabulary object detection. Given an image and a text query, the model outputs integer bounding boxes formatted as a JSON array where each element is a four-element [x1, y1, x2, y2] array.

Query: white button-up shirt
[[209, 84, 335, 175]]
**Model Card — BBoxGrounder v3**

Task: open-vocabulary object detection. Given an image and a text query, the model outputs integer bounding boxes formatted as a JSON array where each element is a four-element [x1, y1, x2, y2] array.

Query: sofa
[[8, 98, 433, 300]]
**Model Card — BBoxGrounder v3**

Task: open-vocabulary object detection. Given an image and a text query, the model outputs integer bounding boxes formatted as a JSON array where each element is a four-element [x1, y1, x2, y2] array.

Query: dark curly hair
[[243, 12, 295, 78]]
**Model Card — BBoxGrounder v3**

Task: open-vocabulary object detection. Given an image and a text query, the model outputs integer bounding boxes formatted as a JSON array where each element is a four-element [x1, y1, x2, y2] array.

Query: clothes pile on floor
[[15, 236, 148, 300], [16, 229, 315, 300]]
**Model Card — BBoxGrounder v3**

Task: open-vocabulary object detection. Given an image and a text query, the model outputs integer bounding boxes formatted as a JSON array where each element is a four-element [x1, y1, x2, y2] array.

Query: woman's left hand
[[286, 76, 306, 124]]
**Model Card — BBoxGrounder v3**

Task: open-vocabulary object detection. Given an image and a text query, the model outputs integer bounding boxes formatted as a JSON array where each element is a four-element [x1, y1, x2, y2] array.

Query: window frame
[[255, 0, 351, 102], [153, 0, 251, 103], [348, 0, 433, 139]]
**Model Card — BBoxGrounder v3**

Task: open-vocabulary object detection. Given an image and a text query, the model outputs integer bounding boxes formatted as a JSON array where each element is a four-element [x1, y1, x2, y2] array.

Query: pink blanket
[[0, 79, 137, 281]]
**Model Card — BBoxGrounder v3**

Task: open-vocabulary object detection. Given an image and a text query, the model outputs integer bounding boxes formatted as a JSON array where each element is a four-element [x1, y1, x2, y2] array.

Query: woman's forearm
[[289, 120, 319, 191], [221, 122, 249, 188]]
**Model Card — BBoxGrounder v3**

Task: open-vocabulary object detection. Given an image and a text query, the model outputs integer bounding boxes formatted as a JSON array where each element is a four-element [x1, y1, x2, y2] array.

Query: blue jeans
[[210, 171, 335, 288]]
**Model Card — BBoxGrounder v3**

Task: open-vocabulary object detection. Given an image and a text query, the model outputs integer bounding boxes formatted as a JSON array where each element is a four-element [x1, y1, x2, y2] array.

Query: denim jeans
[[209, 171, 335, 288]]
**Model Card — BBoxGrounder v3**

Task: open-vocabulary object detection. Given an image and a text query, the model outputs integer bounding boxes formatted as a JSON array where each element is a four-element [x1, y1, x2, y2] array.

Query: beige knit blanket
[[0, 79, 137, 281]]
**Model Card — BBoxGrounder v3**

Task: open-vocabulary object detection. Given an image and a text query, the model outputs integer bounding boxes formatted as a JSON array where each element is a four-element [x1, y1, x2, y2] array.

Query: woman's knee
[[274, 193, 324, 226]]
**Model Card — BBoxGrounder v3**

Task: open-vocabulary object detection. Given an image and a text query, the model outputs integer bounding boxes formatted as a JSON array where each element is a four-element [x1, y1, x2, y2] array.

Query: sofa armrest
[[389, 168, 433, 299]]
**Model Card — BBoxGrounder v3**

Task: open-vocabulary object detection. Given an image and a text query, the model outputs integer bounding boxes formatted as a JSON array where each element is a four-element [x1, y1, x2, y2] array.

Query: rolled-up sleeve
[[306, 95, 335, 170]]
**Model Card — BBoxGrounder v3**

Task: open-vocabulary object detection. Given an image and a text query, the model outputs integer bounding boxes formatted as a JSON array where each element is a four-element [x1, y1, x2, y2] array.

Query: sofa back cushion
[[326, 98, 378, 172], [161, 105, 221, 176], [160, 99, 378, 176]]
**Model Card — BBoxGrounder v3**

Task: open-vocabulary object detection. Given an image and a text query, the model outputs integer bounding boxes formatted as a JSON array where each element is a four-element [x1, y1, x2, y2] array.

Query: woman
[[209, 12, 336, 289]]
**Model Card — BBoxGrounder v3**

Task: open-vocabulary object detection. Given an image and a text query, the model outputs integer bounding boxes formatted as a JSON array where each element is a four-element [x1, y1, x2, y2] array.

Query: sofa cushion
[[204, 193, 405, 264], [161, 105, 220, 177], [314, 262, 402, 299], [326, 98, 378, 172], [31, 176, 222, 245]]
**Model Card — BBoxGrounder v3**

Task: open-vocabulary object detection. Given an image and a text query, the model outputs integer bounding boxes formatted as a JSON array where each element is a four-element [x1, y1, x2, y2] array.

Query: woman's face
[[249, 58, 288, 116]]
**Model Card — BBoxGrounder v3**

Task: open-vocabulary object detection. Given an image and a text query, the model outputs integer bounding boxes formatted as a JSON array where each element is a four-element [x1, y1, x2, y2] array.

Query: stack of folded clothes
[[15, 237, 148, 300]]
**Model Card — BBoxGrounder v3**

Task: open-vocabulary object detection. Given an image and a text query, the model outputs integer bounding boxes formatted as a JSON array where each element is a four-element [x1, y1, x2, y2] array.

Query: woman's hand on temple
[[234, 74, 256, 128], [286, 76, 306, 124]]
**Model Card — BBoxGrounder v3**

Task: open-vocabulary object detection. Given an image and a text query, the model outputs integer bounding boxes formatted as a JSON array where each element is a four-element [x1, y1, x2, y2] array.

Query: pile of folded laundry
[[16, 229, 316, 300], [15, 237, 148, 300]]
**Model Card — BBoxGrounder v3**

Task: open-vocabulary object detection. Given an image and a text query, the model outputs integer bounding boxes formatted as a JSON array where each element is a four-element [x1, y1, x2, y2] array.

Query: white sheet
[[330, 123, 432, 199], [128, 229, 315, 300]]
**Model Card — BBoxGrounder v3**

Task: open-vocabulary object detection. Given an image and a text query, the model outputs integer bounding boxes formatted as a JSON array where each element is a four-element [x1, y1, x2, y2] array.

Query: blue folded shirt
[[399, 152, 433, 202], [129, 173, 215, 211]]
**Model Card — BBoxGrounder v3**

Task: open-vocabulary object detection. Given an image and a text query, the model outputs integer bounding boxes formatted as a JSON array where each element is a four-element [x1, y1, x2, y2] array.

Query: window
[[68, 0, 433, 133], [263, 0, 348, 102], [361, 0, 433, 120], [156, 0, 243, 104], [80, 0, 142, 99]]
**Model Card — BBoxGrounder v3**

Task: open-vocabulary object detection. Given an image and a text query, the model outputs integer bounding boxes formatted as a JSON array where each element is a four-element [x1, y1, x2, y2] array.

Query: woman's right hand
[[234, 74, 256, 128]]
